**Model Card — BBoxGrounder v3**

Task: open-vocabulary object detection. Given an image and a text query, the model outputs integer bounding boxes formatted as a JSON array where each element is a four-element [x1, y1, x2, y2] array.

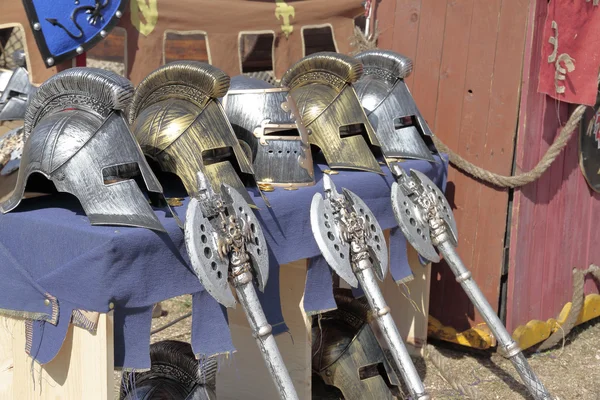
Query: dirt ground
[[113, 295, 600, 400]]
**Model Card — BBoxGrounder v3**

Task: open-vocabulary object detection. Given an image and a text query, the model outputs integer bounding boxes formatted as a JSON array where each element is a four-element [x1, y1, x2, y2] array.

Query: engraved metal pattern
[[24, 67, 133, 139], [310, 176, 429, 400], [184, 171, 298, 400], [1, 69, 166, 232], [391, 165, 552, 400], [0, 67, 34, 122], [280, 52, 382, 174], [223, 76, 314, 188], [355, 50, 437, 163], [130, 61, 262, 206], [313, 290, 402, 400]]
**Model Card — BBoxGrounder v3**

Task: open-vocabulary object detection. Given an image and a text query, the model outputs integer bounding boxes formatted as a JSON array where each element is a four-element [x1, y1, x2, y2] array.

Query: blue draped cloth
[[0, 155, 448, 369]]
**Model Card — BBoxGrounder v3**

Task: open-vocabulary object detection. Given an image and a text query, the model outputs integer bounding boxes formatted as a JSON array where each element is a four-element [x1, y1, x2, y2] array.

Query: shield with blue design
[[22, 0, 128, 67]]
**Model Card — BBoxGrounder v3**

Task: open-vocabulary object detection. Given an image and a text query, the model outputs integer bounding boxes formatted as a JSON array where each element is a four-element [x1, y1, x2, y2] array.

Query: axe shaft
[[234, 270, 299, 400], [354, 258, 429, 400], [437, 241, 552, 400]]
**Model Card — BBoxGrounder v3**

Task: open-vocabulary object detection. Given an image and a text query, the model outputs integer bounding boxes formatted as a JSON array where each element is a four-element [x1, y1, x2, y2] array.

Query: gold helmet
[[280, 52, 382, 174], [129, 61, 261, 206]]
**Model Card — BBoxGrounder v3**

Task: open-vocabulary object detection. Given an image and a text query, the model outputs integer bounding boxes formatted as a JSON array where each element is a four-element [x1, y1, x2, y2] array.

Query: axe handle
[[437, 240, 552, 400], [235, 280, 299, 400], [354, 258, 430, 400]]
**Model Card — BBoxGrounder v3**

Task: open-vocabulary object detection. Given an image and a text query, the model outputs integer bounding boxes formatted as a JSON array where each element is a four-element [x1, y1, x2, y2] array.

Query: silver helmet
[[222, 75, 314, 190], [0, 68, 167, 232], [354, 50, 437, 163], [0, 67, 34, 121]]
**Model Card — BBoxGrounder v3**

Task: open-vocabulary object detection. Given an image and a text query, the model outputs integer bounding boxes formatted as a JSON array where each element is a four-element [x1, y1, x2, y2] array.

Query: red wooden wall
[[507, 0, 600, 333], [377, 0, 530, 334]]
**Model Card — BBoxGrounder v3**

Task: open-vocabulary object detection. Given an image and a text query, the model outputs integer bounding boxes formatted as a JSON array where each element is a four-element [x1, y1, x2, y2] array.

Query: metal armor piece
[[391, 165, 552, 400], [130, 61, 260, 206], [280, 52, 383, 174], [580, 87, 600, 192], [0, 67, 35, 121], [222, 75, 315, 189], [355, 50, 437, 163], [185, 172, 268, 307], [120, 340, 217, 400], [312, 289, 402, 400], [0, 68, 167, 232], [23, 0, 128, 67], [185, 171, 298, 400], [310, 175, 429, 400]]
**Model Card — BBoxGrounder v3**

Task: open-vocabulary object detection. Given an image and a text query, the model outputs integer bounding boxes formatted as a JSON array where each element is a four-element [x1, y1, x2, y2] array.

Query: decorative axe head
[[185, 171, 269, 308], [310, 175, 388, 287]]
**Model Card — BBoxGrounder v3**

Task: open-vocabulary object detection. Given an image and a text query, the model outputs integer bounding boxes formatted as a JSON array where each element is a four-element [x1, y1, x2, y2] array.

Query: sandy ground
[[114, 295, 600, 400]]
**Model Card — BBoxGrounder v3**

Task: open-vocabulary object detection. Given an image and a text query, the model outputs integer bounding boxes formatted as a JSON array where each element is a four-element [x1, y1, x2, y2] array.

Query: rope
[[538, 264, 600, 351], [432, 104, 587, 188], [354, 27, 598, 189], [425, 344, 480, 399]]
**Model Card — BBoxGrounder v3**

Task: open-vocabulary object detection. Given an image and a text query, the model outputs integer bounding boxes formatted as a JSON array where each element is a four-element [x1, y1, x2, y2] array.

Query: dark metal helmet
[[280, 52, 383, 174], [354, 50, 437, 163], [120, 340, 217, 400], [0, 68, 167, 232], [0, 67, 34, 121], [222, 75, 315, 190], [312, 289, 402, 400], [580, 86, 600, 193], [129, 61, 261, 206]]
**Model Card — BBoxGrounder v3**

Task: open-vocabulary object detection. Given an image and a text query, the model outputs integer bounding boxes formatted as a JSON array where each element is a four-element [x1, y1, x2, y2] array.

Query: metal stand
[[391, 166, 552, 400]]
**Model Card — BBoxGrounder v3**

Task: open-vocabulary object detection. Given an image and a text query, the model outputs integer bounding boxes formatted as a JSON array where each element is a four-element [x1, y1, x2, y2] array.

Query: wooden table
[[0, 241, 430, 400]]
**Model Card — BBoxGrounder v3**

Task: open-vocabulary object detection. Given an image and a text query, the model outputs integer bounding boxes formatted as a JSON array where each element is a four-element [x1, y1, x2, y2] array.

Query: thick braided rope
[[538, 264, 600, 351], [353, 28, 595, 189], [433, 104, 586, 188]]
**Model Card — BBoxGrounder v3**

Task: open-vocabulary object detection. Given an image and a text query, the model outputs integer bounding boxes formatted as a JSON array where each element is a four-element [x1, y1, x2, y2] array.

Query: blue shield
[[22, 0, 128, 67]]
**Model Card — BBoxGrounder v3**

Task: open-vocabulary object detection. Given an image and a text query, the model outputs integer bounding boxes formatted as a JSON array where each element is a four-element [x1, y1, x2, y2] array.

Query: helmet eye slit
[[101, 162, 142, 185]]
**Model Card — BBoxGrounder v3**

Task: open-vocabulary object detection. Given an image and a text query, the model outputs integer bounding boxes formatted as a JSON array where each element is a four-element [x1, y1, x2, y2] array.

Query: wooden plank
[[410, 0, 446, 135], [0, 313, 113, 400], [453, 0, 503, 325], [506, 0, 548, 332], [427, 0, 476, 331], [390, 0, 423, 90], [375, 0, 398, 51], [216, 260, 312, 400]]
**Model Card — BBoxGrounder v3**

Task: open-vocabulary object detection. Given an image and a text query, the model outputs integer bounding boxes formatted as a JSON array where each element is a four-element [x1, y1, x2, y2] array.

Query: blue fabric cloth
[[0, 154, 448, 369]]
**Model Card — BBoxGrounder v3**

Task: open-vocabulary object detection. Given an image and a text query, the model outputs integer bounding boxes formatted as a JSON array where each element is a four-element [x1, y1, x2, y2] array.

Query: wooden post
[[0, 313, 114, 400]]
